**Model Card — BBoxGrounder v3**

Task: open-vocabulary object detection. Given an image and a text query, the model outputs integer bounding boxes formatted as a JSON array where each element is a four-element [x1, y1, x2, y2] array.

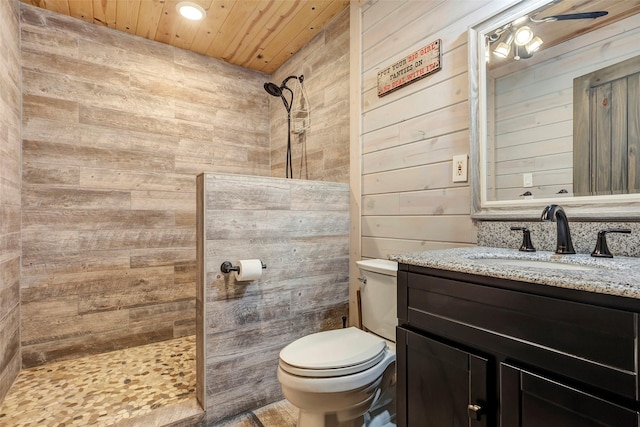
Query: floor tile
[[0, 336, 197, 427]]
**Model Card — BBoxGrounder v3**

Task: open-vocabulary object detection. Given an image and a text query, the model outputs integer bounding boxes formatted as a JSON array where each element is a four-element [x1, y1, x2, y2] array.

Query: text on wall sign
[[377, 39, 442, 97]]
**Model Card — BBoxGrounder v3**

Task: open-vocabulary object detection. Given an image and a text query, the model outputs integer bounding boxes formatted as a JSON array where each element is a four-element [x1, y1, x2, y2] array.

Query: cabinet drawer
[[406, 272, 638, 399]]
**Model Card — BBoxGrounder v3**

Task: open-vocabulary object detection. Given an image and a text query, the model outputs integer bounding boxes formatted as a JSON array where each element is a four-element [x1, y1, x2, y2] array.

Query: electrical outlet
[[523, 173, 533, 188], [452, 155, 468, 183]]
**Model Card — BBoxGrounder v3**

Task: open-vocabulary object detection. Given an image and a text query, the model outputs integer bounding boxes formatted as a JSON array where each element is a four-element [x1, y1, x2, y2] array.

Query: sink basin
[[474, 258, 598, 271]]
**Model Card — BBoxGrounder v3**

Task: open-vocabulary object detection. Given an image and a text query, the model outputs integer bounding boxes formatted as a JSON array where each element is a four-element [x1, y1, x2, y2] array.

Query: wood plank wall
[[197, 173, 349, 424], [357, 0, 519, 260], [269, 8, 350, 183], [492, 13, 640, 201], [19, 3, 271, 368], [0, 0, 22, 404]]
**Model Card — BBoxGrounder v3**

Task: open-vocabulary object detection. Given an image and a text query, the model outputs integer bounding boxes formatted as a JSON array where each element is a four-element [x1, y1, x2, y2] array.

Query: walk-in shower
[[264, 75, 303, 178]]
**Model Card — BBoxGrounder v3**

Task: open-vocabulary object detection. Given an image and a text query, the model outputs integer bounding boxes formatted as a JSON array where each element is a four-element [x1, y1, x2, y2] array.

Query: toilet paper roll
[[235, 259, 263, 281]]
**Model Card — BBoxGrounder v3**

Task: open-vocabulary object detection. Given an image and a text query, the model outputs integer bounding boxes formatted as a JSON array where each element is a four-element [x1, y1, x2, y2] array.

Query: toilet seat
[[279, 327, 387, 378]]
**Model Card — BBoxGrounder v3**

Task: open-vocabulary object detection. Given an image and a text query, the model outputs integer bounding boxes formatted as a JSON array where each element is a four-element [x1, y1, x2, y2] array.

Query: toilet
[[277, 259, 398, 427]]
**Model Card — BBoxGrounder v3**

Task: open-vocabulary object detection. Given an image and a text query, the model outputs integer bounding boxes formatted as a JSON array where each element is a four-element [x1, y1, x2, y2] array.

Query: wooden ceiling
[[20, 0, 350, 74]]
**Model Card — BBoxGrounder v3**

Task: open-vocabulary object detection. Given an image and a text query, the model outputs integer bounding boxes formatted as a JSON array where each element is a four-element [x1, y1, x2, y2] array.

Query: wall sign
[[377, 39, 442, 97]]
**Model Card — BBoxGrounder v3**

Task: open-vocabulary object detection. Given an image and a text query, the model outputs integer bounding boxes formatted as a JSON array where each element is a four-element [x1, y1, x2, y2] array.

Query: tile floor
[[0, 335, 299, 427], [217, 400, 298, 427], [0, 336, 200, 426]]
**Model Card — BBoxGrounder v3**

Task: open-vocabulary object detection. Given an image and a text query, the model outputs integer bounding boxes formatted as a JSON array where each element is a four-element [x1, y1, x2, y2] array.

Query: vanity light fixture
[[488, 9, 608, 62], [491, 23, 539, 60], [176, 1, 206, 21]]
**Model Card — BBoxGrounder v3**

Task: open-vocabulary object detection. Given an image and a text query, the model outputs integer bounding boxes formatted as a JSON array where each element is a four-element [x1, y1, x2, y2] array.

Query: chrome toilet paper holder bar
[[220, 261, 267, 274]]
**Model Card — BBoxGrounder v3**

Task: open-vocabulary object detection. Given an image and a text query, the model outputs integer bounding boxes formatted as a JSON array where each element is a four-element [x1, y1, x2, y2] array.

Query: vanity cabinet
[[396, 263, 640, 427], [399, 329, 489, 426]]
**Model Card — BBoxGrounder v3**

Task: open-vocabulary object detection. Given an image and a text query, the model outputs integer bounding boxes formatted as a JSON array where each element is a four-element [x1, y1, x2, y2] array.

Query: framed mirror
[[469, 0, 640, 219]]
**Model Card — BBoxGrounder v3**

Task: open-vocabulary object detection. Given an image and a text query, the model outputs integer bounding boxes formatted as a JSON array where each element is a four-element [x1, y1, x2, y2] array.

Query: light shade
[[493, 42, 511, 58], [177, 2, 206, 20], [512, 15, 528, 26], [526, 36, 544, 53]]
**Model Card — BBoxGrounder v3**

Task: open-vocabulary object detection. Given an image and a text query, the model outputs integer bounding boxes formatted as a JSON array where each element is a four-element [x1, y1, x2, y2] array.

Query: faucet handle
[[591, 228, 631, 258], [510, 226, 536, 252]]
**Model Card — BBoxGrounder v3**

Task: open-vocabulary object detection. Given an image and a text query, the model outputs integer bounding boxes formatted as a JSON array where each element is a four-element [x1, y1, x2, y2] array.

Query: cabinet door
[[501, 363, 639, 427], [398, 328, 489, 427]]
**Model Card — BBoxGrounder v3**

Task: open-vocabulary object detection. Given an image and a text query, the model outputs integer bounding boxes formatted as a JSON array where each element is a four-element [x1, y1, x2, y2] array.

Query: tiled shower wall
[[0, 0, 21, 403], [19, 4, 271, 367], [197, 173, 350, 424], [269, 6, 350, 183]]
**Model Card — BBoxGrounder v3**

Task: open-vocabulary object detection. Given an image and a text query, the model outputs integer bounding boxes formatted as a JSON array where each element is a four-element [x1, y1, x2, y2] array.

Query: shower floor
[[0, 335, 300, 427], [0, 335, 200, 426]]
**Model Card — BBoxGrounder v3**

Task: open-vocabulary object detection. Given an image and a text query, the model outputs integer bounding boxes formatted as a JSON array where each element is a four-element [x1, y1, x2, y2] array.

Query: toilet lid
[[279, 327, 387, 374]]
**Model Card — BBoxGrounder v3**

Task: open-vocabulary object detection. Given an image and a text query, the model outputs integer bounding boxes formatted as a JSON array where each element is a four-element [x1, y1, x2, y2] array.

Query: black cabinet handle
[[591, 228, 631, 258], [467, 404, 484, 421]]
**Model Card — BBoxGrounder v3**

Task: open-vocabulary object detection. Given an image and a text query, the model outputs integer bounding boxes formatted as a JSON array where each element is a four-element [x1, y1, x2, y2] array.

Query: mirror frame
[[469, 0, 640, 220]]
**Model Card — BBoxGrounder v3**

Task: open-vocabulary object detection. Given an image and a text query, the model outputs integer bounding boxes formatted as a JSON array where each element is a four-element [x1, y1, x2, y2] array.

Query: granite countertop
[[390, 246, 640, 299]]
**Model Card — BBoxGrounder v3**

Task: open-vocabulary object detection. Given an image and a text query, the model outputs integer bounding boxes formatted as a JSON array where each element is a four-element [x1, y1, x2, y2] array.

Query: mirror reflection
[[482, 0, 640, 202]]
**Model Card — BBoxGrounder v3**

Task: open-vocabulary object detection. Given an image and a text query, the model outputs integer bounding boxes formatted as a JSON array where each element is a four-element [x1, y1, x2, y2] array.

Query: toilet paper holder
[[220, 260, 267, 274]]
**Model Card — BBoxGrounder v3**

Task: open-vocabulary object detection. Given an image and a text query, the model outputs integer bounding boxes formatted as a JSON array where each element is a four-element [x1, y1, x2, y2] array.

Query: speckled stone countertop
[[390, 246, 640, 299]]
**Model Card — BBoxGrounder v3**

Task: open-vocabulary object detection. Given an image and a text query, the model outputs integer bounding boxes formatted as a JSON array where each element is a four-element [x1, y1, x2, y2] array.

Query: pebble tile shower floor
[[0, 336, 199, 426]]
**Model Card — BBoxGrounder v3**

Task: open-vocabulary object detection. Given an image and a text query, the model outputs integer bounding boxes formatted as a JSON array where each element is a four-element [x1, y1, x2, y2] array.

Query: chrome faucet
[[541, 204, 575, 254]]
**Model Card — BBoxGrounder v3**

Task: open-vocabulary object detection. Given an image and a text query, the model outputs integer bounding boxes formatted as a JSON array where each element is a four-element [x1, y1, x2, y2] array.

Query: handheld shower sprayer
[[264, 75, 304, 179]]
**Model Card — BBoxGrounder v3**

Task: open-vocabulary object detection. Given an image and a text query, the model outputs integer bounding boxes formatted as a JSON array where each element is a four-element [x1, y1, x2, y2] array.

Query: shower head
[[264, 74, 303, 180], [264, 82, 282, 97], [263, 75, 303, 100], [264, 76, 299, 113]]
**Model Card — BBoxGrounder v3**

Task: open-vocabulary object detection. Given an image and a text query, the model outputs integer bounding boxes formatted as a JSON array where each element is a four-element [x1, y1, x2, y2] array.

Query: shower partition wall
[[196, 173, 350, 425]]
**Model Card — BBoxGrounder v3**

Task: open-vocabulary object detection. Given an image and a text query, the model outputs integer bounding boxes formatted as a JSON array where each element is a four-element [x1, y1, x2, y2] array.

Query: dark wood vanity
[[396, 263, 640, 426]]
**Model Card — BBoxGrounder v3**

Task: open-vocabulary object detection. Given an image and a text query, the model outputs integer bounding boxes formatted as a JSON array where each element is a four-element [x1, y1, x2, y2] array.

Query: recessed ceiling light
[[176, 2, 206, 21]]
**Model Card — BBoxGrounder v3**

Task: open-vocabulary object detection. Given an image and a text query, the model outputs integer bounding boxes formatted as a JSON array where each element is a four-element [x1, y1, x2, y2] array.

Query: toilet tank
[[356, 259, 398, 342]]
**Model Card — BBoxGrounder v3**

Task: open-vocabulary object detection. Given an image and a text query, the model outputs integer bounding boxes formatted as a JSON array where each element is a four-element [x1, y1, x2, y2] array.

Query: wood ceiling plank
[[204, 0, 258, 59], [115, 0, 141, 35], [243, 0, 334, 72], [228, 0, 303, 66], [68, 0, 94, 23], [170, 0, 214, 50], [188, 0, 236, 55], [134, 0, 164, 39], [155, 0, 183, 45], [219, 0, 287, 64], [258, 0, 349, 73], [92, 0, 117, 28]]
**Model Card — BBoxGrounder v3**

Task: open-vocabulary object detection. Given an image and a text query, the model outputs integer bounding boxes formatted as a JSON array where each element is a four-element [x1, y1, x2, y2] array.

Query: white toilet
[[277, 259, 398, 427]]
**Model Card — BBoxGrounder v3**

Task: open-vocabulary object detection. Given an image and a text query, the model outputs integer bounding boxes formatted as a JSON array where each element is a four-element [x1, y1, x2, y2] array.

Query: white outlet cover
[[523, 173, 533, 188], [452, 154, 468, 183]]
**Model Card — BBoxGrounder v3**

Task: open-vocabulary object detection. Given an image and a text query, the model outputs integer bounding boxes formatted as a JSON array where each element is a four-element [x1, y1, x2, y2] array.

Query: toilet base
[[286, 362, 396, 427]]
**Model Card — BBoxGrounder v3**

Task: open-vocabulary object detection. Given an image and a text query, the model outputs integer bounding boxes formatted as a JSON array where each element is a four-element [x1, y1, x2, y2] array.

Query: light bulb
[[514, 26, 533, 46]]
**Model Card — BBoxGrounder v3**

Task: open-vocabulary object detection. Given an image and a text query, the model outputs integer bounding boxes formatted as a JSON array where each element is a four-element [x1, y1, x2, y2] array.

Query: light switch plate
[[452, 154, 468, 183], [523, 173, 533, 188]]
